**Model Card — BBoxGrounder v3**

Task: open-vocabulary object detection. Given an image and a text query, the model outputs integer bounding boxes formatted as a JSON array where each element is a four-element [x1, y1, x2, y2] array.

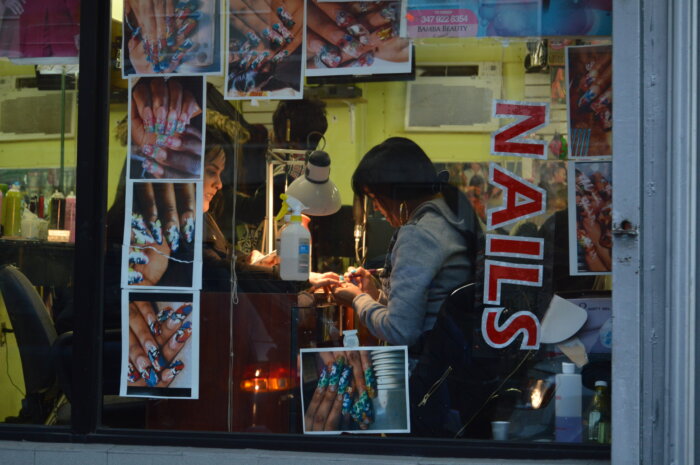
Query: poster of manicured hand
[[305, 0, 411, 77], [565, 44, 612, 159], [121, 291, 199, 398], [128, 76, 206, 180], [226, 0, 305, 99], [122, 180, 203, 290], [568, 161, 612, 276], [300, 346, 410, 434], [122, 0, 223, 76]]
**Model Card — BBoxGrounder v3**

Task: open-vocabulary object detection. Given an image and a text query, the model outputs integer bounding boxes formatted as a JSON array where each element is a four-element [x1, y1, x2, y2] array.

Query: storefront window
[[102, 0, 613, 454], [0, 0, 80, 426]]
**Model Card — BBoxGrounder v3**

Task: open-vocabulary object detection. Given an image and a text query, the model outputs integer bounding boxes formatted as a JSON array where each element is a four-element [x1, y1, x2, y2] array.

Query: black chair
[[0, 264, 62, 423]]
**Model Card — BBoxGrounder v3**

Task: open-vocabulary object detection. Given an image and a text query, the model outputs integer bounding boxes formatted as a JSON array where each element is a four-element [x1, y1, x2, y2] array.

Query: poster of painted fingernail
[[565, 44, 612, 159], [305, 0, 412, 77], [567, 161, 612, 276], [121, 180, 203, 290], [405, 0, 612, 39], [225, 0, 305, 99], [300, 346, 410, 434], [122, 0, 223, 77], [121, 290, 199, 398], [128, 76, 206, 180]]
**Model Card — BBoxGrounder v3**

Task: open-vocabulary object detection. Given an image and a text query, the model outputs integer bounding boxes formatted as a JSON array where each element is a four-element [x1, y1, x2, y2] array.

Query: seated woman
[[333, 137, 482, 349]]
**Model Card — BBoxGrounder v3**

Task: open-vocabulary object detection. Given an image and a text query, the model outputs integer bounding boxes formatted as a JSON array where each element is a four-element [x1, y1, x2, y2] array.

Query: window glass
[[0, 0, 80, 426], [104, 0, 613, 450]]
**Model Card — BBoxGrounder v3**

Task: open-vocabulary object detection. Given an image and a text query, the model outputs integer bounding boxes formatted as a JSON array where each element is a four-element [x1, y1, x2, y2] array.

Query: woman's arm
[[353, 224, 446, 346]]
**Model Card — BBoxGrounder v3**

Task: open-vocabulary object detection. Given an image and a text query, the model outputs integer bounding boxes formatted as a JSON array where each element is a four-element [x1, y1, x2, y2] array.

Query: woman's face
[[203, 148, 225, 213], [366, 190, 401, 228]]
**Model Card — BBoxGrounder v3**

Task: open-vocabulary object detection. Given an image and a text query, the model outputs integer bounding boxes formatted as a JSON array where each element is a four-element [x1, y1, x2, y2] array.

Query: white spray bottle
[[276, 194, 311, 281]]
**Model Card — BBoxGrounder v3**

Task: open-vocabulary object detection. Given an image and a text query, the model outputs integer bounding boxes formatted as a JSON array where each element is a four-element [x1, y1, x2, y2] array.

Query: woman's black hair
[[352, 137, 466, 217], [272, 98, 328, 150]]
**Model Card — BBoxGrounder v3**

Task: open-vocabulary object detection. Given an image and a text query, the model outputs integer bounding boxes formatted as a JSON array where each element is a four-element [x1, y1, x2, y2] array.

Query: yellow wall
[[324, 38, 529, 205], [0, 295, 24, 420], [0, 61, 78, 171]]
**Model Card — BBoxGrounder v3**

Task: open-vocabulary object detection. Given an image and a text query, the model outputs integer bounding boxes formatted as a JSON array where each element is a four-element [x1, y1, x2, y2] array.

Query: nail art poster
[[121, 290, 200, 398], [300, 346, 410, 434], [565, 44, 612, 159], [305, 1, 411, 77], [122, 0, 223, 77], [127, 76, 206, 180], [121, 180, 204, 290], [226, 0, 305, 100], [568, 161, 612, 276]]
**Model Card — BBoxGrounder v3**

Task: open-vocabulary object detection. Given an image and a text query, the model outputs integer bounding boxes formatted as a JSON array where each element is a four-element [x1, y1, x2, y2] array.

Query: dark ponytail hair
[[352, 137, 465, 217]]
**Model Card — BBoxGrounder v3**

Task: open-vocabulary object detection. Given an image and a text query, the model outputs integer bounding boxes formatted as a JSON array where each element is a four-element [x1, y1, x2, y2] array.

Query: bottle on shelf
[[65, 191, 76, 242], [555, 362, 582, 442], [585, 380, 611, 444], [2, 183, 22, 237], [49, 190, 66, 230]]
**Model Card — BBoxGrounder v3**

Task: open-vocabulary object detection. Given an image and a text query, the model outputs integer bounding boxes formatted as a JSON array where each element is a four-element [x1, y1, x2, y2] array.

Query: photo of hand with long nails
[[566, 44, 612, 158], [128, 182, 196, 287], [572, 162, 612, 274], [129, 76, 204, 180], [127, 299, 193, 391], [301, 347, 408, 434], [306, 1, 410, 76], [123, 0, 222, 76], [226, 0, 304, 98]]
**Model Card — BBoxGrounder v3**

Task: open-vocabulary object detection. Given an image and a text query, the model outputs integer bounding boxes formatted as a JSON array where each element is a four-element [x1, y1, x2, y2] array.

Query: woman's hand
[[344, 267, 379, 300], [332, 282, 364, 307], [308, 271, 340, 290], [127, 300, 192, 388]]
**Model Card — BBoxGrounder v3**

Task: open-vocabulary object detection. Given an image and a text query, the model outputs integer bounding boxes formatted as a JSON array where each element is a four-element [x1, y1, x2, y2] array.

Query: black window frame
[[0, 1, 610, 460]]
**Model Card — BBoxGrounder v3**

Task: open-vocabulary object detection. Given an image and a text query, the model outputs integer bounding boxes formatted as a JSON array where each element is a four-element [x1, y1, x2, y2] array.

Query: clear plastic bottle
[[555, 362, 582, 442], [585, 380, 611, 444]]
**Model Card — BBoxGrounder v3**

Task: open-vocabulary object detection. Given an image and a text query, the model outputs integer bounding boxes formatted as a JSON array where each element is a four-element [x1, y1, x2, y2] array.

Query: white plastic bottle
[[555, 362, 582, 442], [278, 195, 311, 281]]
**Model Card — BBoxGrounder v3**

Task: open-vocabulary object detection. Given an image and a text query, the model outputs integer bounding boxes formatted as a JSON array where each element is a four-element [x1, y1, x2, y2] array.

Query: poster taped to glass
[[566, 44, 612, 159], [568, 161, 612, 276], [122, 0, 223, 77], [121, 180, 203, 290], [306, 0, 412, 77], [0, 0, 79, 62], [405, 0, 612, 39], [226, 0, 305, 99], [121, 290, 200, 399], [300, 346, 410, 434], [127, 76, 206, 180]]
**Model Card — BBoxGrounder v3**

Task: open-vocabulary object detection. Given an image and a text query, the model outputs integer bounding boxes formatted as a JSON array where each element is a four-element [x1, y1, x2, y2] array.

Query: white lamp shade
[[285, 175, 342, 216]]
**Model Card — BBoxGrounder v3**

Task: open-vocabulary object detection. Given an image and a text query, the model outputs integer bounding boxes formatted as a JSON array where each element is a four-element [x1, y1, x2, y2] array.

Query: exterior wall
[[0, 440, 610, 465]]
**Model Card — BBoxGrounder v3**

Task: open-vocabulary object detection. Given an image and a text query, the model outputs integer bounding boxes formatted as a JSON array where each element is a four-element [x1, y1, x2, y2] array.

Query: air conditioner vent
[[405, 62, 502, 133]]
